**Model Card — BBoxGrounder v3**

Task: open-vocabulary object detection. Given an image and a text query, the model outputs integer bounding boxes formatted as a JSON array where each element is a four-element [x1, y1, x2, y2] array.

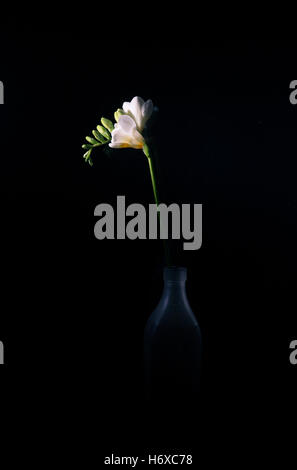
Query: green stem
[[147, 156, 160, 207], [144, 143, 171, 266]]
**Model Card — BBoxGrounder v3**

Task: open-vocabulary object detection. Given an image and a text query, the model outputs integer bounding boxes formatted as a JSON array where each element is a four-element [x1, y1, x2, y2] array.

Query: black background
[[0, 34, 296, 464]]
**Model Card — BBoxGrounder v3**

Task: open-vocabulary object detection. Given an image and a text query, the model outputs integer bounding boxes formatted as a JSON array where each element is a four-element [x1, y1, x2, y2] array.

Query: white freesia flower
[[109, 96, 153, 150], [122, 96, 153, 132], [109, 115, 145, 149]]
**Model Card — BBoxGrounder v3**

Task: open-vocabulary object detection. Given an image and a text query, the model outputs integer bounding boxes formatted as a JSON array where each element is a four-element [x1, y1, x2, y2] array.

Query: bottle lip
[[163, 266, 187, 282]]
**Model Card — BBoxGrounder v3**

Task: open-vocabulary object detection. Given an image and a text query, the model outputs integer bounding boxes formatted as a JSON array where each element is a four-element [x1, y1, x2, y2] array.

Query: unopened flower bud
[[96, 125, 110, 140], [101, 117, 114, 133], [114, 108, 125, 122]]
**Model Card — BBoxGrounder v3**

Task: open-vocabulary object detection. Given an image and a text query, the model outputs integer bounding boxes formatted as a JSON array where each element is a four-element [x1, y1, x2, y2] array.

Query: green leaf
[[82, 143, 93, 149], [92, 129, 106, 143], [101, 117, 114, 133], [85, 136, 98, 145]]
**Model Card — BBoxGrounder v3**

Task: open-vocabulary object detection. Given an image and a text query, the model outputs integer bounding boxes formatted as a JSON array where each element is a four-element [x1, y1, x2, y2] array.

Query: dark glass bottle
[[144, 267, 202, 404]]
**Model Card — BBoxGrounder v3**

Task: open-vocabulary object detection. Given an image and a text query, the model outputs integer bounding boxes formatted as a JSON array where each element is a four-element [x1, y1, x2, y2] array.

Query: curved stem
[[144, 143, 171, 266]]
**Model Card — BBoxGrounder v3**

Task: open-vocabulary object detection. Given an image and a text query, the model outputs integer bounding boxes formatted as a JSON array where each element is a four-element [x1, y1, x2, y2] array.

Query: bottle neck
[[163, 267, 187, 283], [161, 280, 189, 306], [164, 280, 186, 291], [161, 266, 189, 305]]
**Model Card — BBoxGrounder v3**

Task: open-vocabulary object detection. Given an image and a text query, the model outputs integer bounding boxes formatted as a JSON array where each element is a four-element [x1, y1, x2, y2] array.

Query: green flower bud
[[83, 149, 91, 159], [92, 129, 105, 143], [83, 149, 93, 166], [85, 136, 98, 145], [101, 117, 114, 133], [96, 125, 110, 140], [114, 108, 125, 122]]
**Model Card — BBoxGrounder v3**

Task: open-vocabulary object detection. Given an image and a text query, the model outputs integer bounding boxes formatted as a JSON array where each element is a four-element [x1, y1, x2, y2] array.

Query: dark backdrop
[[0, 37, 296, 464]]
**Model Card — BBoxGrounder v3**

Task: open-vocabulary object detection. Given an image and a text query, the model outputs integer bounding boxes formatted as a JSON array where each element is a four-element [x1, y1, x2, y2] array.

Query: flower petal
[[121, 96, 153, 132], [122, 102, 130, 114], [131, 128, 145, 145], [142, 99, 153, 119], [117, 114, 137, 133], [109, 142, 126, 148], [129, 96, 144, 129], [130, 96, 144, 113], [109, 123, 144, 149]]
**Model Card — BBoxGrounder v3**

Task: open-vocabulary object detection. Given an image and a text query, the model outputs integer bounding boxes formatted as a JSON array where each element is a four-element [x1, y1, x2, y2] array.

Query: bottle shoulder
[[145, 298, 199, 332]]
